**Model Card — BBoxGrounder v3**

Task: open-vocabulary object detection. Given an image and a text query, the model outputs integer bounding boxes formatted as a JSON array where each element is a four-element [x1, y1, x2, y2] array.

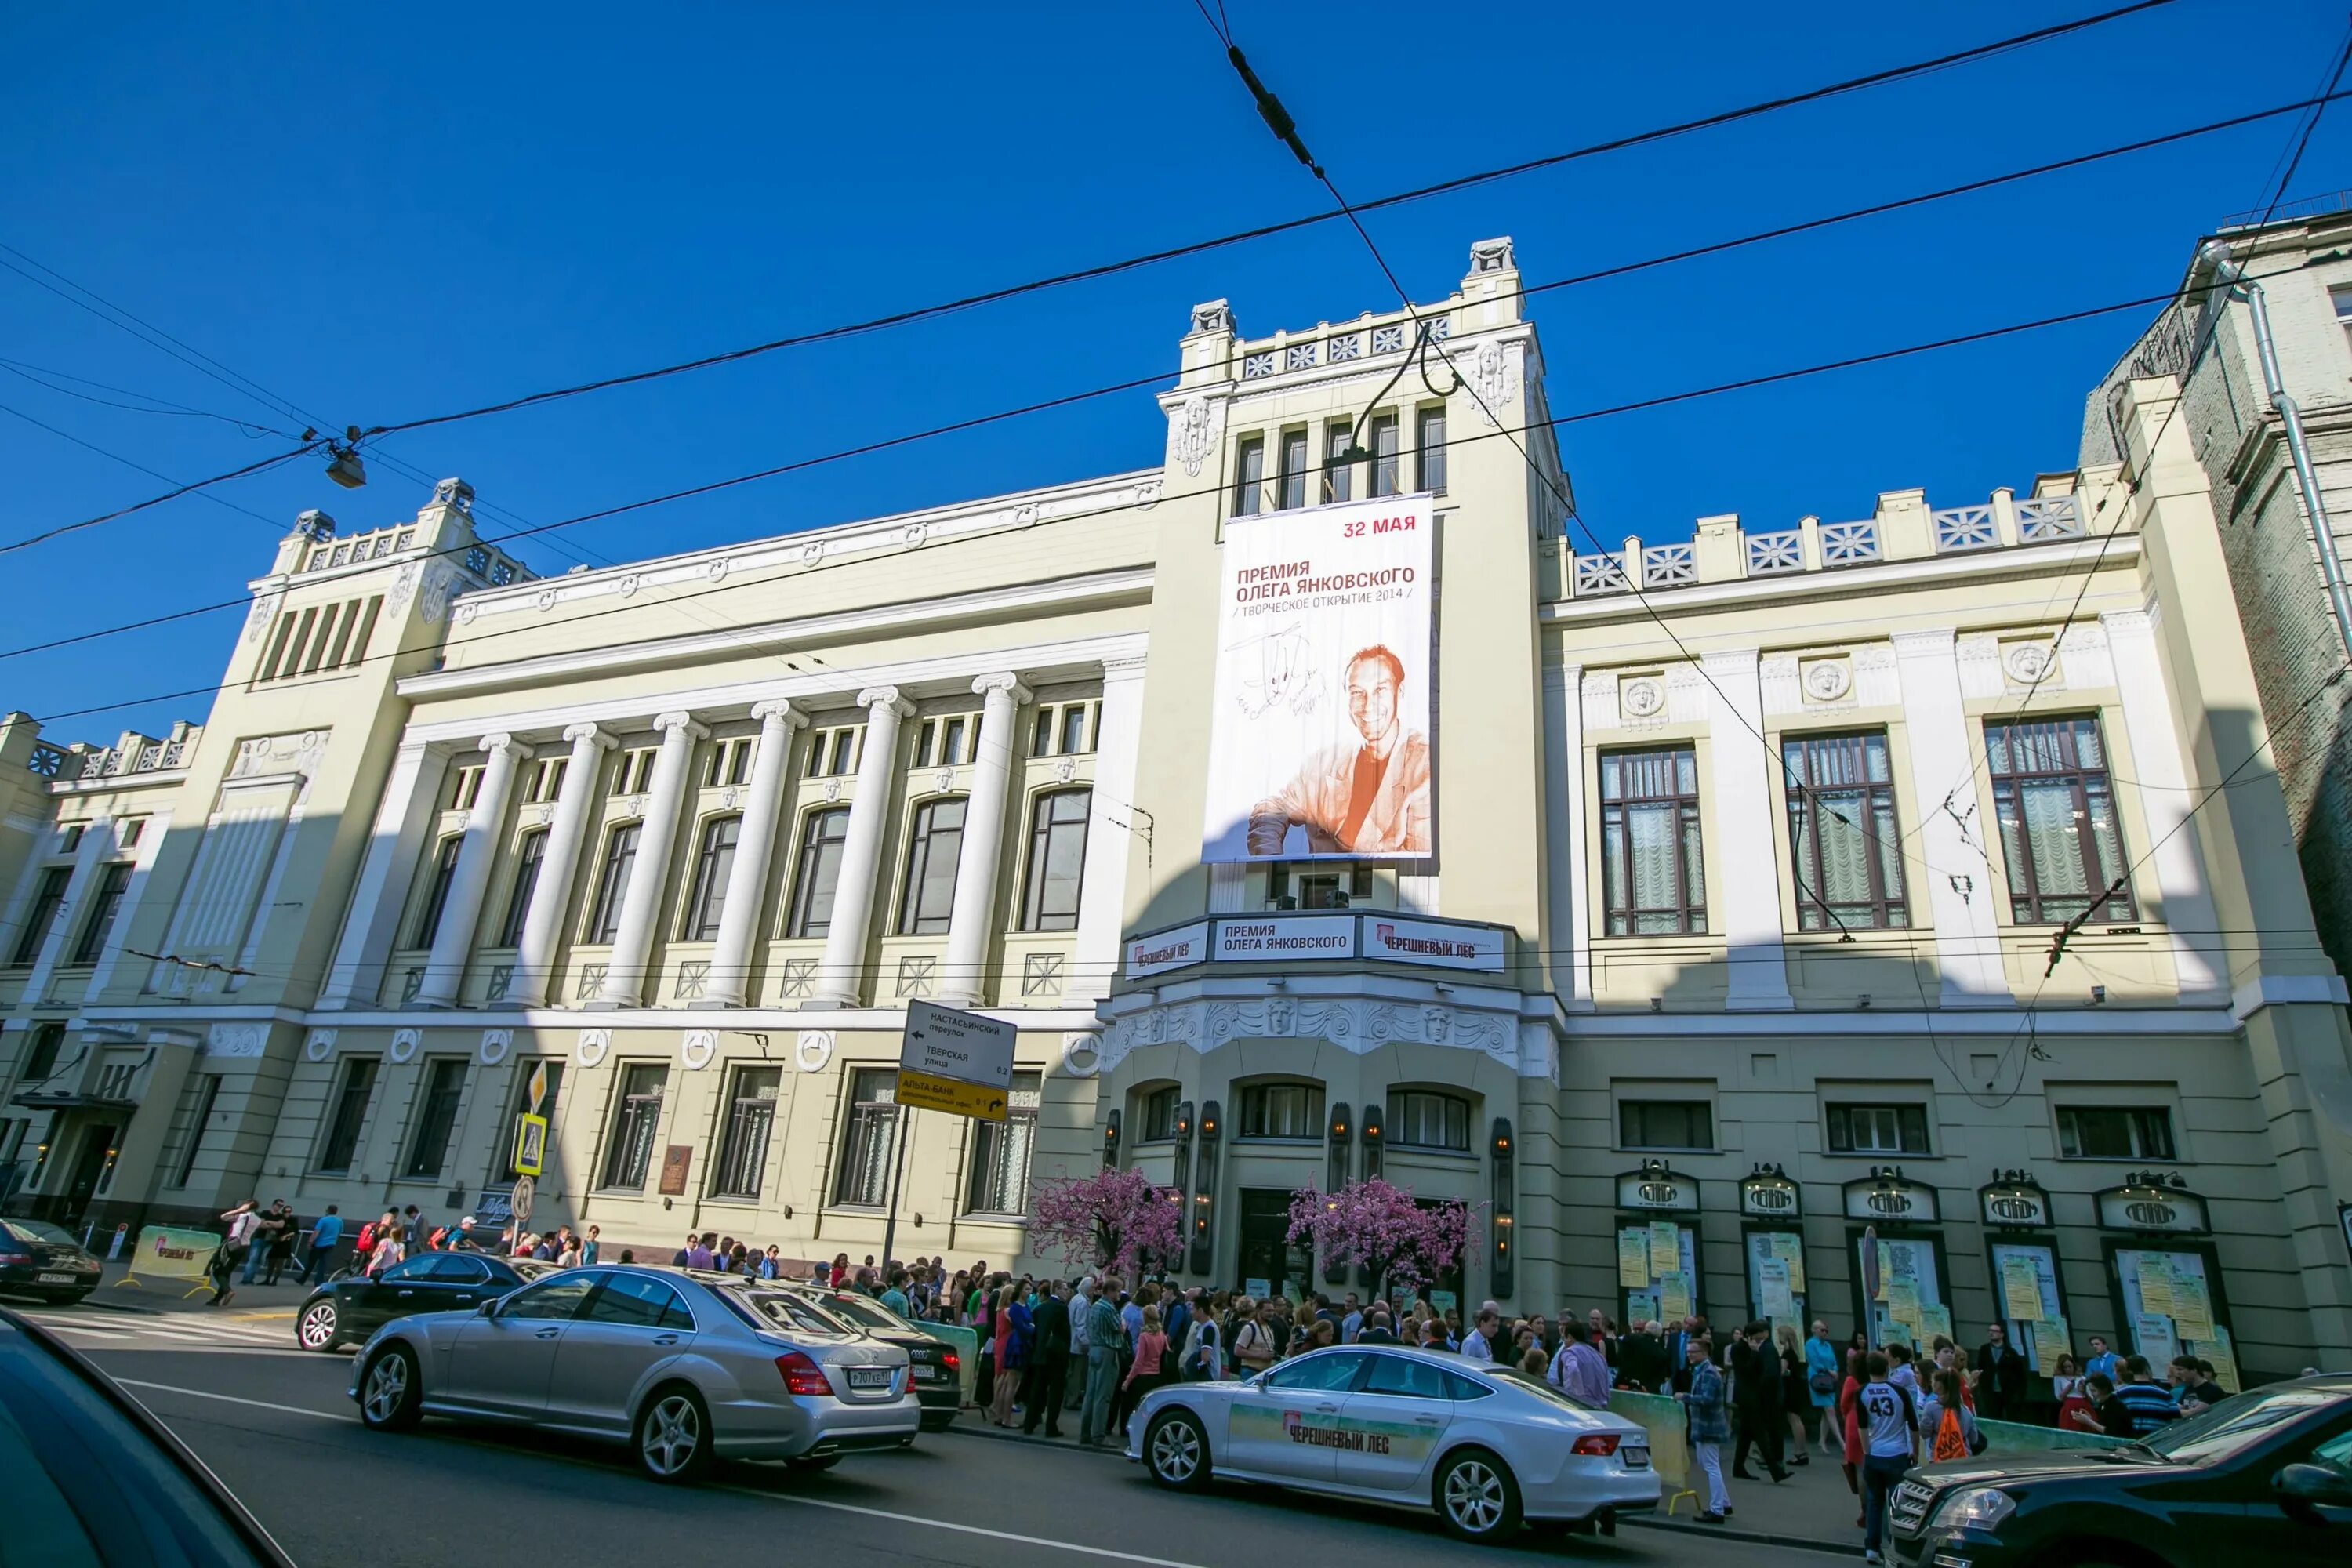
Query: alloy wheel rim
[[299, 1305, 335, 1347], [1446, 1461, 1503, 1532], [363, 1356, 407, 1422], [1151, 1421, 1199, 1480], [644, 1396, 699, 1475]]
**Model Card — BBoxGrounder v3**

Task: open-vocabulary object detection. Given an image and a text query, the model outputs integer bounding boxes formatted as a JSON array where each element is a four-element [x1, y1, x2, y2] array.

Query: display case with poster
[[1615, 1160, 1705, 1331], [1979, 1171, 2072, 1375], [2096, 1174, 2238, 1392], [1740, 1165, 1807, 1335], [1844, 1168, 1952, 1352]]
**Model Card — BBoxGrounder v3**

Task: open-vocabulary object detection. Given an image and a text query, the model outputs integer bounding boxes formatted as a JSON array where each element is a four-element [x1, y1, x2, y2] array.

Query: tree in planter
[[1030, 1167, 1185, 1279], [1285, 1178, 1479, 1301]]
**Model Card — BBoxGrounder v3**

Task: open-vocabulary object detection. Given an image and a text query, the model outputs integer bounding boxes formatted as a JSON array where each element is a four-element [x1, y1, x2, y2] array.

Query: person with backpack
[[1918, 1368, 1983, 1461], [1231, 1297, 1278, 1375], [1857, 1352, 1917, 1565]]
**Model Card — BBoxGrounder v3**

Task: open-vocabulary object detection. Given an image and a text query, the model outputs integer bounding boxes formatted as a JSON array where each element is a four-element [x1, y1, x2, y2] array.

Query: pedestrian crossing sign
[[513, 1113, 548, 1178]]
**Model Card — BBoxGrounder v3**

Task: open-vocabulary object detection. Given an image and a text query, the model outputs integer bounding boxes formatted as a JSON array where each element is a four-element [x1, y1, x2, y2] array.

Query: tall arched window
[[680, 815, 742, 941], [784, 808, 851, 938], [583, 822, 640, 944], [896, 797, 967, 935], [1021, 789, 1091, 931], [495, 830, 547, 947]]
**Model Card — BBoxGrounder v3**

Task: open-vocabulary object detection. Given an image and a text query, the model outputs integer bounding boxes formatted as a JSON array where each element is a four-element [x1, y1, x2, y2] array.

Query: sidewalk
[[80, 1256, 316, 1320], [946, 1414, 1863, 1556]]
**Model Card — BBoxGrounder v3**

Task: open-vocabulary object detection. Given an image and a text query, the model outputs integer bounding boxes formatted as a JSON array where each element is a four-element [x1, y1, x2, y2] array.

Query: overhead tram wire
[[0, 437, 324, 558], [0, 357, 299, 437], [26, 252, 2342, 722], [0, 401, 291, 532], [2, 80, 2337, 603], [341, 0, 2183, 445]]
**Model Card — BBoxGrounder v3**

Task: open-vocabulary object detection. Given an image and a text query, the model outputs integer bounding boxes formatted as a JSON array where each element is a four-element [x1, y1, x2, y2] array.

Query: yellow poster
[[1769, 1231, 1806, 1292], [2136, 1257, 2176, 1317], [2029, 1316, 2071, 1369], [1759, 1258, 1794, 1319], [2169, 1264, 2214, 1341], [1617, 1231, 1650, 1289], [1884, 1279, 1919, 1319], [1916, 1305, 1952, 1345], [2191, 1327, 2241, 1394], [2000, 1254, 2045, 1322], [1649, 1221, 1681, 1277], [1659, 1274, 1692, 1323], [1875, 1240, 1893, 1300]]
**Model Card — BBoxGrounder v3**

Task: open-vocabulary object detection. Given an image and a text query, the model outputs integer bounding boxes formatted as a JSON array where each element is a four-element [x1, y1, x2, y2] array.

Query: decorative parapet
[[1563, 477, 2098, 601], [40, 720, 202, 785]]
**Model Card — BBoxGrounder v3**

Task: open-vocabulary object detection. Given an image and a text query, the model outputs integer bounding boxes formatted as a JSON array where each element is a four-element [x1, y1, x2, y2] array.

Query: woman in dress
[[987, 1287, 1025, 1428], [2050, 1352, 2091, 1431], [1119, 1304, 1169, 1439], [1805, 1322, 1842, 1457], [1776, 1323, 1812, 1465], [1837, 1348, 1867, 1528]]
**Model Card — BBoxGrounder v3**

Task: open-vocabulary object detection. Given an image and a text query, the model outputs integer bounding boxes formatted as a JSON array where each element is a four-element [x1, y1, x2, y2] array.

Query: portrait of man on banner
[[1203, 495, 1435, 862]]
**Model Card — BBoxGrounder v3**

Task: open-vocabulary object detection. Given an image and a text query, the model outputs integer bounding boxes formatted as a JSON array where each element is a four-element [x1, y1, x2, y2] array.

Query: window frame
[[1277, 427, 1310, 511], [12, 866, 71, 966], [833, 1067, 900, 1207], [710, 1064, 783, 1200], [964, 1069, 1042, 1216], [784, 807, 852, 938], [1388, 1088, 1472, 1152], [895, 796, 967, 937], [1138, 1085, 1181, 1143], [314, 1057, 378, 1174], [401, 1058, 469, 1181], [598, 1062, 669, 1192], [67, 861, 132, 967], [1825, 1102, 1932, 1156], [1323, 419, 1356, 504], [1780, 730, 1910, 931], [412, 835, 464, 949], [1236, 1080, 1325, 1142], [2056, 1105, 2176, 1160], [1019, 788, 1091, 932], [583, 822, 641, 945], [1416, 405, 1447, 495], [1369, 412, 1400, 498], [679, 814, 742, 942], [1233, 434, 1266, 517], [20, 1022, 67, 1084], [1599, 745, 1708, 935], [1617, 1099, 1715, 1152], [496, 829, 547, 949], [1985, 715, 2137, 926]]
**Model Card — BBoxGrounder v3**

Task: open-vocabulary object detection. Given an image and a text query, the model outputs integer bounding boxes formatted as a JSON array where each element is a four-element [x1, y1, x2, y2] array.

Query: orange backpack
[[1933, 1406, 1969, 1461]]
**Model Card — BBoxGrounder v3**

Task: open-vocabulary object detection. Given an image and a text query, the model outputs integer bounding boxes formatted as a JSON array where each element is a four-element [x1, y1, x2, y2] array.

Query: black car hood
[[1915, 1450, 2189, 1487]]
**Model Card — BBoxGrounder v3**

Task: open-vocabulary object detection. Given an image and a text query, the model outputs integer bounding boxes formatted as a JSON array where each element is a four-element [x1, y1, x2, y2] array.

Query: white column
[[2101, 607, 2227, 1002], [937, 674, 1032, 1007], [1075, 656, 1147, 999], [1542, 664, 1592, 1007], [1892, 630, 2010, 1005], [706, 700, 807, 1007], [809, 687, 913, 1008], [510, 723, 615, 1007], [321, 742, 449, 1009], [82, 808, 173, 1000], [22, 818, 114, 1002], [1702, 648, 1792, 1010], [416, 732, 532, 1007], [595, 712, 706, 1007]]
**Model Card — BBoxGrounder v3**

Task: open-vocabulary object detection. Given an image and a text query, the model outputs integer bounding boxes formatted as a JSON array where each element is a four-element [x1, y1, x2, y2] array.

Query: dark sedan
[[296, 1250, 554, 1352], [779, 1284, 962, 1431], [1891, 1374, 2352, 1568], [0, 1217, 104, 1304]]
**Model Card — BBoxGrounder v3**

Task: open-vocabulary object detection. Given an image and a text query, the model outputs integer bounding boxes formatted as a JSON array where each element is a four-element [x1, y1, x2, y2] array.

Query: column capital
[[562, 722, 619, 750], [479, 732, 533, 760], [1697, 645, 1760, 675], [2097, 606, 2155, 641], [1100, 653, 1149, 681], [751, 699, 809, 728], [857, 686, 915, 718], [652, 712, 710, 741], [1890, 627, 1958, 659], [971, 673, 1033, 705]]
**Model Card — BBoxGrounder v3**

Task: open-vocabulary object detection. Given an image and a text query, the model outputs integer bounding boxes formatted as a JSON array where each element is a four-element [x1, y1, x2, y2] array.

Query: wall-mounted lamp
[[1490, 1117, 1516, 1299], [1102, 1109, 1122, 1168]]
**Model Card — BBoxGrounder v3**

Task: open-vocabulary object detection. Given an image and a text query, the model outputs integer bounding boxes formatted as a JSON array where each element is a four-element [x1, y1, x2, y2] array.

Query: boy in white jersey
[[1856, 1352, 1917, 1563]]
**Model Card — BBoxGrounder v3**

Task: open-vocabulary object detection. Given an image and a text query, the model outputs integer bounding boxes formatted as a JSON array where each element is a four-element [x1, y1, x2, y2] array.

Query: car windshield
[[2140, 1386, 2346, 1465], [2, 1220, 82, 1249], [720, 1290, 855, 1339], [822, 1294, 909, 1332], [1486, 1367, 1597, 1411]]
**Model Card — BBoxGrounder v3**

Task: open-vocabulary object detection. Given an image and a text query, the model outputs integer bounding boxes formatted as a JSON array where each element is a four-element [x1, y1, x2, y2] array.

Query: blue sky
[[3, 1, 2347, 742]]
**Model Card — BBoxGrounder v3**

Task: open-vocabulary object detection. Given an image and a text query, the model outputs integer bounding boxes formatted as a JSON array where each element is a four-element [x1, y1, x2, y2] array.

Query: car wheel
[[296, 1300, 340, 1352], [358, 1344, 423, 1432], [1435, 1448, 1523, 1543], [786, 1454, 840, 1473], [1144, 1410, 1211, 1492], [635, 1385, 714, 1485]]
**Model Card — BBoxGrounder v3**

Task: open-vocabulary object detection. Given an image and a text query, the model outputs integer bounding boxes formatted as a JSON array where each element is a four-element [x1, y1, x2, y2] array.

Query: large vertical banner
[[1203, 495, 1435, 862]]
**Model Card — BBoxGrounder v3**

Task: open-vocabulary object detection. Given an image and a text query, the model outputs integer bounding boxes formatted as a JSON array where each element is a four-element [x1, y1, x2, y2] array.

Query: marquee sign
[[1617, 1163, 1700, 1213], [1980, 1173, 2053, 1230], [2094, 1177, 2209, 1234], [1740, 1167, 1802, 1220], [1842, 1170, 1940, 1223], [1122, 913, 1508, 980]]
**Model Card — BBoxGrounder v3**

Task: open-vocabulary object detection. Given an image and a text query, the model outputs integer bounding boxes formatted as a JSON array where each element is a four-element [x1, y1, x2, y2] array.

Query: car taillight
[[1570, 1434, 1621, 1457], [0, 1250, 29, 1265], [938, 1351, 959, 1370], [775, 1352, 834, 1397]]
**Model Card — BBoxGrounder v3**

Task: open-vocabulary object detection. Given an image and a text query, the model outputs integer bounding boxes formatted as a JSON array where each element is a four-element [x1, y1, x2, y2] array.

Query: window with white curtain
[[1781, 731, 1907, 929], [1986, 717, 2135, 925], [1599, 746, 1706, 935]]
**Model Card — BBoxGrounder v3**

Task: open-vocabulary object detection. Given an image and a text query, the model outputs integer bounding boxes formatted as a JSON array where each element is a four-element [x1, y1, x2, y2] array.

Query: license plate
[[846, 1367, 892, 1392], [38, 1272, 77, 1285], [1622, 1444, 1651, 1468], [912, 1365, 942, 1381]]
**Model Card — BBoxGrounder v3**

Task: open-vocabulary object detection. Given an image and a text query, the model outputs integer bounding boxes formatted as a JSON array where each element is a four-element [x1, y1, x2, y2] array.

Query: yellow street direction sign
[[895, 1069, 1007, 1122]]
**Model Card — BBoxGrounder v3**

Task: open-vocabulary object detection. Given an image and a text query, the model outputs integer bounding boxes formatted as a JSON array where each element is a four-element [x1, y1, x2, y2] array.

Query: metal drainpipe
[[2201, 240, 2352, 663]]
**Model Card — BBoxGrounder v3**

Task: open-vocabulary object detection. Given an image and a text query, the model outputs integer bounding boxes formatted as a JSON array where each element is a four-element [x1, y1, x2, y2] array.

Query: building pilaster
[[808, 687, 913, 1008], [1702, 648, 1791, 1009], [1891, 629, 2012, 1004], [1074, 655, 1148, 1000], [706, 699, 807, 1007], [416, 732, 532, 1007], [320, 742, 449, 1009], [510, 723, 616, 1007], [595, 712, 705, 1007], [937, 674, 1031, 1007]]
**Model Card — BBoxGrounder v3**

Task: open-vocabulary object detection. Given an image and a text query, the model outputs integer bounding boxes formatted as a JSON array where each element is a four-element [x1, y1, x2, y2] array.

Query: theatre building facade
[[4, 238, 2350, 1382]]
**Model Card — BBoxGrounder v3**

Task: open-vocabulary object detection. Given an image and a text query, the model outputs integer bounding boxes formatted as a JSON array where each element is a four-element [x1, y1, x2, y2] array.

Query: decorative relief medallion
[[822, 778, 844, 803], [1172, 394, 1221, 477], [387, 561, 421, 613], [535, 588, 558, 612], [1134, 480, 1163, 510], [794, 1029, 835, 1073], [617, 574, 641, 598], [575, 1028, 611, 1068], [1060, 1032, 1102, 1078], [800, 540, 824, 566], [388, 1028, 420, 1065], [934, 768, 956, 793], [707, 557, 730, 583], [1802, 659, 1853, 702], [2003, 642, 2055, 686], [478, 1029, 512, 1066], [1054, 758, 1079, 783], [1621, 677, 1667, 719], [245, 593, 281, 644], [681, 1029, 717, 1070], [1470, 340, 1515, 425], [902, 522, 928, 548], [303, 1028, 336, 1062]]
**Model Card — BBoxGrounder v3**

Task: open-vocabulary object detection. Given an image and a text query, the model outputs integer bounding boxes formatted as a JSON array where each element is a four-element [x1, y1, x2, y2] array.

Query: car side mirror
[[2274, 1463, 2352, 1507], [476, 1298, 500, 1319]]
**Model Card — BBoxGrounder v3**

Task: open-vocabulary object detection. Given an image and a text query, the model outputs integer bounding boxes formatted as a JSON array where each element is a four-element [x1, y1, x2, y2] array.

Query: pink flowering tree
[[1030, 1167, 1185, 1281], [1287, 1178, 1480, 1301]]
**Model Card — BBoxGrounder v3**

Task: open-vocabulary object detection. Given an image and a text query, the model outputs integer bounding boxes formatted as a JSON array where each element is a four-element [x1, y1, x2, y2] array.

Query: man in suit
[[1731, 1320, 1790, 1481], [1022, 1280, 1073, 1437], [1973, 1322, 2030, 1421], [1618, 1319, 1668, 1392]]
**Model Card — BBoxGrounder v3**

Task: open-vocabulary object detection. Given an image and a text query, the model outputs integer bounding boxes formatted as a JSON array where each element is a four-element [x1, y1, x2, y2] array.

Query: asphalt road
[[38, 1306, 1848, 1568]]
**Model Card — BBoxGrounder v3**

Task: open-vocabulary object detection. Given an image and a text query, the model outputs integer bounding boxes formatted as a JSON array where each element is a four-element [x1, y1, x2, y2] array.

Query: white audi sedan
[[1126, 1345, 1660, 1543]]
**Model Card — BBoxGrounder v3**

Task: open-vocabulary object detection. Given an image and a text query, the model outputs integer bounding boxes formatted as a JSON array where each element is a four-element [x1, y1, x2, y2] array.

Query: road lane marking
[[115, 1380, 349, 1421], [116, 1378, 1210, 1566]]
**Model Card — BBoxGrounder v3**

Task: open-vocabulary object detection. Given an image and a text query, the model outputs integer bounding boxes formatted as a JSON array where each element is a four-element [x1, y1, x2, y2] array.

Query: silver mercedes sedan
[[1126, 1345, 1661, 1543], [347, 1264, 919, 1483]]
